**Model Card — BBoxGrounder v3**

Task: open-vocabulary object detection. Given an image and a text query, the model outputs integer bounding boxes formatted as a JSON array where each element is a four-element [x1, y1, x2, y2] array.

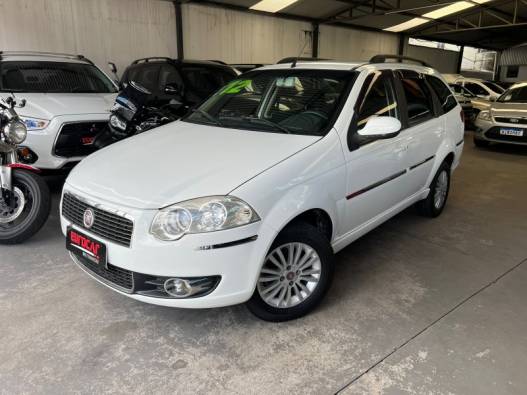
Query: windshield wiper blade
[[244, 117, 291, 134], [192, 108, 223, 126]]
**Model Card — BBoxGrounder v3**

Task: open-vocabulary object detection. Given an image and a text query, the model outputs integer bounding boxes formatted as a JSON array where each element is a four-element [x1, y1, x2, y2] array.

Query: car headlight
[[3, 120, 27, 144], [109, 114, 127, 131], [150, 196, 260, 241], [478, 111, 491, 121], [20, 117, 50, 131]]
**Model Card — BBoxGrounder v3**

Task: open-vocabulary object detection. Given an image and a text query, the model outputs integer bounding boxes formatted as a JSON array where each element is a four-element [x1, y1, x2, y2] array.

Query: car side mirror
[[357, 116, 401, 139], [164, 83, 181, 95]]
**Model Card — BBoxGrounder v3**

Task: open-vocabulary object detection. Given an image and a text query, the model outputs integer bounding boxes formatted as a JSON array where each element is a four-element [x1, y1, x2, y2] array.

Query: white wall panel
[[0, 0, 177, 74], [404, 43, 460, 73], [319, 25, 398, 62], [182, 4, 312, 64]]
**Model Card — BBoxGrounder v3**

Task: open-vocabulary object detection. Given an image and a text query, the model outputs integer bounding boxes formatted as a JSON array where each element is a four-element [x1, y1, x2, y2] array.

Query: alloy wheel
[[434, 170, 449, 209], [257, 242, 322, 309]]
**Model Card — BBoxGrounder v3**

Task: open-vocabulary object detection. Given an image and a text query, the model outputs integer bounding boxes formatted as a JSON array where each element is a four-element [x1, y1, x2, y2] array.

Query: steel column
[[174, 1, 184, 60]]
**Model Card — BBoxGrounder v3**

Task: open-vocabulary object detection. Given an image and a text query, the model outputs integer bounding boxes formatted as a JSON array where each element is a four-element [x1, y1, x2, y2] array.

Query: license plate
[[499, 128, 524, 137], [67, 227, 107, 266]]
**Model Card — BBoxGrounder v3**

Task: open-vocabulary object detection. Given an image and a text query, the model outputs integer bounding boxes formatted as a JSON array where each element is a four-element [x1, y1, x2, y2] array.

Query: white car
[[454, 77, 505, 102], [0, 52, 118, 170], [61, 57, 464, 321]]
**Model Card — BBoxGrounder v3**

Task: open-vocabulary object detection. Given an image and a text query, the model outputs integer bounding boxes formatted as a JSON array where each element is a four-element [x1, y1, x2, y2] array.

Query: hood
[[0, 93, 117, 120], [490, 101, 527, 118], [66, 121, 319, 209]]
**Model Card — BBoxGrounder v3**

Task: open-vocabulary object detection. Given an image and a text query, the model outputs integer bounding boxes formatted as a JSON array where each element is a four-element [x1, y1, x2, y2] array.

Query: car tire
[[0, 170, 51, 244], [416, 161, 451, 218], [246, 223, 334, 322], [473, 137, 490, 148]]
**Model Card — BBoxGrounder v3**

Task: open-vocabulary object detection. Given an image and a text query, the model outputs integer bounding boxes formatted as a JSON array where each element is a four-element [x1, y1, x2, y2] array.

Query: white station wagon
[[61, 55, 464, 321]]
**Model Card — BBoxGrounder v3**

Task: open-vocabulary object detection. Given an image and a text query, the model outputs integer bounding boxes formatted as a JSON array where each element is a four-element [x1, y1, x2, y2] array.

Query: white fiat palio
[[61, 56, 464, 321]]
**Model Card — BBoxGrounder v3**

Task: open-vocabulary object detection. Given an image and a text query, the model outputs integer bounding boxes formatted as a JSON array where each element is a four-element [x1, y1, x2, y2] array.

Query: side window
[[356, 71, 399, 129], [181, 66, 228, 99], [426, 75, 457, 114], [126, 65, 160, 92], [159, 64, 183, 90], [398, 73, 435, 126], [464, 82, 487, 96]]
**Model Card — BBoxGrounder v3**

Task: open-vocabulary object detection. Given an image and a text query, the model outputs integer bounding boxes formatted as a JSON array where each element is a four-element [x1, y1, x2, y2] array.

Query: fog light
[[164, 278, 192, 298]]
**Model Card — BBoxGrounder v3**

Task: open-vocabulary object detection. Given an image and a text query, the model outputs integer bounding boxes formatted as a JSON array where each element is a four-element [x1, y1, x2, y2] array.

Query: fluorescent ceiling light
[[250, 0, 299, 13], [384, 0, 492, 32], [385, 18, 428, 32]]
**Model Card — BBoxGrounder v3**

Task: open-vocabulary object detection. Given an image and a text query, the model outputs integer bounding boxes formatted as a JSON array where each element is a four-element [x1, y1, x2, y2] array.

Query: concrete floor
[[1, 133, 526, 394]]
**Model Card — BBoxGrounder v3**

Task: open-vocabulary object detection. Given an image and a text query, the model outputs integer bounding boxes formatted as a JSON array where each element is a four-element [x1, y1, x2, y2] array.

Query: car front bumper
[[24, 113, 109, 170], [60, 184, 278, 308], [474, 118, 527, 145]]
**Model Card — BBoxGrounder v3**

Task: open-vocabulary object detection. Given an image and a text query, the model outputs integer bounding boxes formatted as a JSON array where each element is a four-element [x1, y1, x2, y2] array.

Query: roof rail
[[132, 57, 175, 64], [277, 57, 330, 64], [369, 54, 431, 68], [0, 51, 93, 64]]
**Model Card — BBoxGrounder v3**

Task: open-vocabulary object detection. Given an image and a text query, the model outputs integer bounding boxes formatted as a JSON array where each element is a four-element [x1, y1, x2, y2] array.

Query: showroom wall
[[0, 0, 441, 72], [319, 25, 398, 62], [181, 4, 313, 63], [403, 42, 460, 73], [0, 0, 177, 74]]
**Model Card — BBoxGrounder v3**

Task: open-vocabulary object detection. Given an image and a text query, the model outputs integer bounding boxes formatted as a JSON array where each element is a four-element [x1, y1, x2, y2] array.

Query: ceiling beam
[[409, 0, 523, 33]]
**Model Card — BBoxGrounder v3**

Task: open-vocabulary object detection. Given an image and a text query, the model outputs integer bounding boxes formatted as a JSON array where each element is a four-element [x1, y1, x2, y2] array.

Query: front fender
[[1, 164, 41, 190], [233, 129, 346, 247]]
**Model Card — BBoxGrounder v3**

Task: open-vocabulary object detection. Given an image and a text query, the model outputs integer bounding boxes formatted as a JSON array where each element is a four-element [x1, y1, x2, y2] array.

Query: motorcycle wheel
[[0, 169, 51, 244]]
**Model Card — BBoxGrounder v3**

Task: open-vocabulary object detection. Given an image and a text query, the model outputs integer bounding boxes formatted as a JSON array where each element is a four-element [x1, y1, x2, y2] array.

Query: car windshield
[[0, 61, 117, 93], [481, 81, 505, 93], [498, 85, 527, 103], [183, 69, 353, 136]]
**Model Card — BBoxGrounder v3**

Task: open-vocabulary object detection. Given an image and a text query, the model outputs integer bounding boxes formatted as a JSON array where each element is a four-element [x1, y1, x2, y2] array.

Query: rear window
[[399, 74, 435, 126], [426, 76, 457, 114], [125, 64, 159, 92], [181, 66, 236, 98], [0, 61, 117, 93]]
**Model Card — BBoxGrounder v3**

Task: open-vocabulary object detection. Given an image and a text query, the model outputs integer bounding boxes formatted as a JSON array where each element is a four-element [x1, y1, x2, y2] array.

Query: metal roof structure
[[183, 0, 527, 50]]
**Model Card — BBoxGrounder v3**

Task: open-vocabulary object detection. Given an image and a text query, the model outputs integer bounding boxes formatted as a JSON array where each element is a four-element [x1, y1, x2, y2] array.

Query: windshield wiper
[[242, 117, 291, 134], [191, 109, 223, 126]]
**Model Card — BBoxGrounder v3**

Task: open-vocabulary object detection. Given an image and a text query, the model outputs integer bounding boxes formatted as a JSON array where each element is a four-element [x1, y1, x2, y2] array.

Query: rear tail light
[[460, 109, 465, 123]]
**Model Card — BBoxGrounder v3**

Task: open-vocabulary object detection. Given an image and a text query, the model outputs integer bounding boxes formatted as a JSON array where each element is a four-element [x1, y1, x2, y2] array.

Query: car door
[[394, 70, 445, 195], [342, 70, 410, 232]]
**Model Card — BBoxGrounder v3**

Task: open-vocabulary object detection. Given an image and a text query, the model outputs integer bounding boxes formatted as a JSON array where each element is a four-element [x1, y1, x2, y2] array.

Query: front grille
[[75, 253, 133, 292], [62, 193, 133, 247], [54, 122, 107, 157], [494, 117, 527, 125], [485, 126, 527, 143]]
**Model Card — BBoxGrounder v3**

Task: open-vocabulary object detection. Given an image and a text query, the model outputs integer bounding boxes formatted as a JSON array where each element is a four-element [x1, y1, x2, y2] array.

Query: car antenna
[[291, 31, 312, 68]]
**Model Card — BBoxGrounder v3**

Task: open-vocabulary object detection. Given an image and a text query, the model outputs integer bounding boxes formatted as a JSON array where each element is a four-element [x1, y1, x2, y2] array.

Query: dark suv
[[120, 58, 239, 108]]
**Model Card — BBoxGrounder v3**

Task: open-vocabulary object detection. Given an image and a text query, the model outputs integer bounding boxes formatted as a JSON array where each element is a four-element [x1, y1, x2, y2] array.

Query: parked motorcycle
[[94, 81, 183, 148], [0, 96, 51, 244]]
